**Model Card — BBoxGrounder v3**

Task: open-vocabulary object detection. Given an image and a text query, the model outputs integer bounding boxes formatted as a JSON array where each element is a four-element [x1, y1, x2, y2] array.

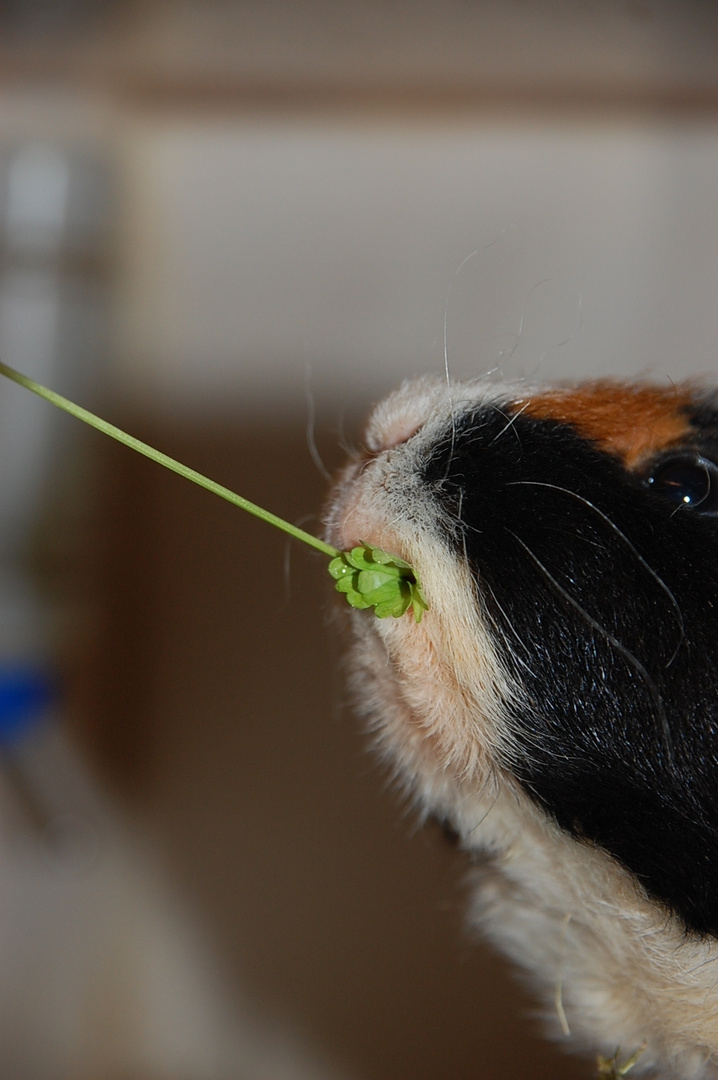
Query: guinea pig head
[[326, 376, 718, 940]]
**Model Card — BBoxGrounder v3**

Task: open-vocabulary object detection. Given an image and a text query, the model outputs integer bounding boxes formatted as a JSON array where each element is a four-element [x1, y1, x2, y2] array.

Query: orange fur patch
[[521, 382, 695, 469]]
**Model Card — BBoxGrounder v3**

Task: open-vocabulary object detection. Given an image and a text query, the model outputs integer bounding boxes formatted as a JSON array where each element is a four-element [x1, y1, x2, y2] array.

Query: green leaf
[[328, 543, 428, 623]]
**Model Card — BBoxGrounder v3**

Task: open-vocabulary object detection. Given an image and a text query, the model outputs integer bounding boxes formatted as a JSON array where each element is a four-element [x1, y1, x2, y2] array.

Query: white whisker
[[489, 402, 530, 449], [304, 366, 332, 481], [507, 530, 675, 768], [508, 480, 686, 667]]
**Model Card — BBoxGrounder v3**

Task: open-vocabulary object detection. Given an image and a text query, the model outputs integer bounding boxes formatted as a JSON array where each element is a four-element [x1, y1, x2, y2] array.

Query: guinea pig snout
[[366, 411, 426, 453], [364, 376, 452, 454], [326, 461, 407, 558]]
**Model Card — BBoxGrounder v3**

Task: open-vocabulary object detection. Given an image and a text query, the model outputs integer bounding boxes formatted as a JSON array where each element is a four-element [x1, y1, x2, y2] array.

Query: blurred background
[[0, 2, 716, 1078]]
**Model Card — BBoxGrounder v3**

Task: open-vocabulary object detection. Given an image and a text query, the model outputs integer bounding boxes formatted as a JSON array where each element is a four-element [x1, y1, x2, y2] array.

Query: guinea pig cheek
[[328, 454, 519, 794], [361, 553, 520, 793]]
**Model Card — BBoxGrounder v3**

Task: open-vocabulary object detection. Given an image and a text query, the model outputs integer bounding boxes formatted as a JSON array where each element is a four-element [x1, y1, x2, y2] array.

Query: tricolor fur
[[326, 376, 718, 1079]]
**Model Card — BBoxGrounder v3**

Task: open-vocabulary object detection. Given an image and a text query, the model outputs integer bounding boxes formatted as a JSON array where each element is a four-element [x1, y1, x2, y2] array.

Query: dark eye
[[647, 454, 718, 515]]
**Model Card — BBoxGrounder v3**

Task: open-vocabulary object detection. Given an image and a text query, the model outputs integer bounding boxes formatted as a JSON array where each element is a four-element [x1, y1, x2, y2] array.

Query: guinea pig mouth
[[332, 519, 410, 570], [325, 469, 409, 565]]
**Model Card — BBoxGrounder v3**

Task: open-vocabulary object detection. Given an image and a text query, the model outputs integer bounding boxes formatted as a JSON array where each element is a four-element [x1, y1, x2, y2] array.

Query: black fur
[[421, 405, 718, 934]]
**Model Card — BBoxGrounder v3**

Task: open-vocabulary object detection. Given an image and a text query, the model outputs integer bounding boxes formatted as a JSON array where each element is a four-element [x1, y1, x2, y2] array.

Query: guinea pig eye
[[646, 454, 718, 515]]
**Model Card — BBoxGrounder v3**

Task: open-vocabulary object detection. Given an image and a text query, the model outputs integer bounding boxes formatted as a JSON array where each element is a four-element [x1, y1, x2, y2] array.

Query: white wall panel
[[117, 116, 718, 411]]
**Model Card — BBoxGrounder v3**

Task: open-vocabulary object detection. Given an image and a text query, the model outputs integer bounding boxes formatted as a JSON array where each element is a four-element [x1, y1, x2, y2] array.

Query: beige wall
[[116, 113, 718, 414]]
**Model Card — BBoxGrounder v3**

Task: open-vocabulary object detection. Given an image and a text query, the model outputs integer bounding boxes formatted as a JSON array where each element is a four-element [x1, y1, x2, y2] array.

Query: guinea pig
[[325, 376, 718, 1080]]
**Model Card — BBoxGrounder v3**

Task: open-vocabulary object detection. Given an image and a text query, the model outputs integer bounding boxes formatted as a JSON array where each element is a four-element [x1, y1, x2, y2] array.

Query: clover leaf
[[328, 544, 428, 623]]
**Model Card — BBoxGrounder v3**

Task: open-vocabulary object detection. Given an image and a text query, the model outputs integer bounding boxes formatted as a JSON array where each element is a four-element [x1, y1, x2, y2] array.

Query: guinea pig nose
[[366, 413, 425, 453], [364, 377, 449, 453]]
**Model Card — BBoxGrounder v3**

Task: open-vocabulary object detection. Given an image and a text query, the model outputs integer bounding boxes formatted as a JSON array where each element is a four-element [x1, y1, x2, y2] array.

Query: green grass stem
[[0, 361, 340, 560]]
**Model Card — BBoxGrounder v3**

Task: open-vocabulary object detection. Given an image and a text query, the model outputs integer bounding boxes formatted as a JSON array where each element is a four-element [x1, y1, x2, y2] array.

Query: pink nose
[[364, 377, 446, 454], [368, 414, 425, 453]]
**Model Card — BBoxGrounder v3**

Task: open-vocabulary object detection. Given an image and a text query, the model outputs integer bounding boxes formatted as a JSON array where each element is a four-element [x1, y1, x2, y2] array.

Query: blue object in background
[[0, 663, 54, 746]]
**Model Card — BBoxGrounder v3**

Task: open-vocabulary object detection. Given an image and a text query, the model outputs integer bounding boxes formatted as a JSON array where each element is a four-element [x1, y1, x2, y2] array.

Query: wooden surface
[[2, 1, 718, 114]]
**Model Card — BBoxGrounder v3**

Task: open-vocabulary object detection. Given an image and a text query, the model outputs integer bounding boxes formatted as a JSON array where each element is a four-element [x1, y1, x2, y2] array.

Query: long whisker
[[508, 480, 686, 668], [489, 401, 530, 449], [335, 407, 358, 459], [304, 366, 332, 481], [480, 575, 539, 678], [456, 488, 469, 566], [442, 249, 482, 478], [507, 531, 675, 768]]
